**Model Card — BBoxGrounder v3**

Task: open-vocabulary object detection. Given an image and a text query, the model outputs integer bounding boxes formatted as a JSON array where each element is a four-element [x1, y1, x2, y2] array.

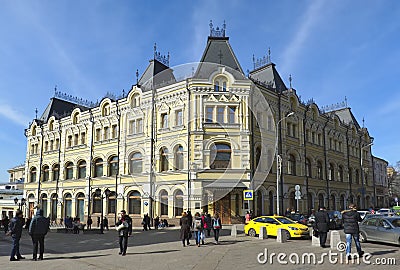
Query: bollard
[[230, 224, 237, 237], [330, 230, 341, 249], [259, 226, 268, 239], [310, 228, 320, 246], [276, 228, 287, 243]]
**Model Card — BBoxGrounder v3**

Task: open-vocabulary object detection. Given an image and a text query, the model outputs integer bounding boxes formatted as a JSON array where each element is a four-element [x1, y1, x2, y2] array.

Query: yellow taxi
[[244, 216, 309, 240]]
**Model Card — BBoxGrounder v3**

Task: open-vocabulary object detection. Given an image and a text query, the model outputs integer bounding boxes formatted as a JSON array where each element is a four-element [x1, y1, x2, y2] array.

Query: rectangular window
[[96, 128, 101, 141], [137, 119, 143, 133], [312, 132, 316, 144], [228, 107, 236, 123], [206, 107, 214, 122], [112, 125, 117, 139], [67, 135, 72, 148], [104, 127, 109, 140], [74, 134, 79, 145], [176, 110, 183, 126], [161, 113, 168, 128], [217, 107, 224, 123], [292, 124, 297, 137], [81, 132, 86, 145], [50, 140, 54, 151]]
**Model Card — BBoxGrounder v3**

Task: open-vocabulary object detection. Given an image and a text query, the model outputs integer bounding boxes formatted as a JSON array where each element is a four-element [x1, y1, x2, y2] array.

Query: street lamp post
[[275, 112, 294, 215], [14, 197, 26, 211], [95, 188, 111, 234], [361, 142, 373, 209]]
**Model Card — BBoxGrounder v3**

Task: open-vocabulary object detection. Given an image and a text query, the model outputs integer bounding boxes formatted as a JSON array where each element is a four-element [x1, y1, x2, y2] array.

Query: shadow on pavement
[[127, 249, 180, 255], [41, 254, 110, 260], [370, 249, 398, 256]]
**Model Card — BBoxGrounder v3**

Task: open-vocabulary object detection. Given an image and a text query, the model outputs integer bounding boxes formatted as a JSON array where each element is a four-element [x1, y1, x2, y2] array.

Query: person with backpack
[[342, 204, 364, 260], [192, 212, 204, 247], [212, 213, 222, 244]]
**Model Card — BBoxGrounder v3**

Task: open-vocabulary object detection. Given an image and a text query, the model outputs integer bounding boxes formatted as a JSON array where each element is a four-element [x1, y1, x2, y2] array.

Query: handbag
[[116, 221, 128, 231]]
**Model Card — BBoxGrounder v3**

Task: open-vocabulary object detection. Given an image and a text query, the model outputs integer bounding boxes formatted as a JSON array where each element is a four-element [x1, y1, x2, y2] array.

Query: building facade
[[373, 156, 389, 207], [23, 24, 384, 225]]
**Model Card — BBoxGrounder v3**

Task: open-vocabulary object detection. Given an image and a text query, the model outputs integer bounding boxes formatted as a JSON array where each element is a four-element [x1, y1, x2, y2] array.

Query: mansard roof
[[39, 97, 89, 122], [249, 63, 287, 93], [195, 36, 246, 80], [138, 59, 176, 91], [329, 107, 361, 130]]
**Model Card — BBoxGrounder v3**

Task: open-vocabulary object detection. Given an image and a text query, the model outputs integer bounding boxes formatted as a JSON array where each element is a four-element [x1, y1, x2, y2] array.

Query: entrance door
[[214, 195, 231, 224]]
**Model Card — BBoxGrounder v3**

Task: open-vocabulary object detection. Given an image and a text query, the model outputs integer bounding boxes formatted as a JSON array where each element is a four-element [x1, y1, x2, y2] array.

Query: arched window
[[174, 190, 184, 217], [160, 190, 168, 216], [131, 93, 140, 108], [129, 152, 143, 174], [355, 169, 360, 184], [65, 162, 74, 180], [330, 195, 336, 210], [107, 191, 116, 214], [49, 120, 54, 131], [348, 168, 353, 183], [340, 195, 345, 210], [76, 193, 85, 221], [222, 81, 227, 91], [50, 194, 58, 221], [329, 163, 334, 181], [94, 158, 103, 178], [64, 193, 72, 218], [214, 81, 220, 92], [338, 166, 344, 182], [109, 156, 118, 176], [92, 192, 101, 213], [210, 143, 231, 169], [53, 164, 59, 181], [42, 165, 49, 182], [357, 195, 361, 208], [72, 113, 79, 124], [160, 147, 169, 172], [41, 194, 48, 217], [128, 191, 141, 215], [318, 194, 324, 208], [255, 147, 261, 171], [78, 160, 86, 179], [174, 145, 184, 170], [102, 103, 110, 116], [30, 167, 37, 182], [32, 125, 37, 136], [305, 158, 312, 177], [317, 161, 323, 179], [287, 154, 296, 175]]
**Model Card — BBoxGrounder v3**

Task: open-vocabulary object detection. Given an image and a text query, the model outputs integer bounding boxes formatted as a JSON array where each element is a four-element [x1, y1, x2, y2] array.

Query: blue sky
[[0, 0, 399, 182]]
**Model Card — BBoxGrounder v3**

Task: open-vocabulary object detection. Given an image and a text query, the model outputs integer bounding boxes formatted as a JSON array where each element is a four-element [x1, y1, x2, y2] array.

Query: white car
[[377, 208, 394, 216], [357, 210, 371, 220]]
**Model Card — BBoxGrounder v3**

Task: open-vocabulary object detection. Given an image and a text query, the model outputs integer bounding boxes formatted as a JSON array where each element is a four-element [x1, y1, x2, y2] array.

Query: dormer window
[[214, 76, 228, 92], [214, 81, 220, 91], [102, 103, 110, 116]]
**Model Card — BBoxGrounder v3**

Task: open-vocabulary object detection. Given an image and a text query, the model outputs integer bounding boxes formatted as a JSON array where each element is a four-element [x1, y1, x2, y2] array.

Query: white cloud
[[0, 102, 30, 127], [281, 1, 326, 72]]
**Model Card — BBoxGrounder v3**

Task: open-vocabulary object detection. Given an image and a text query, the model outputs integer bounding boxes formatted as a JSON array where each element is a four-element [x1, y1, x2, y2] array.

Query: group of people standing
[[314, 203, 364, 260], [179, 211, 222, 247], [6, 209, 50, 261]]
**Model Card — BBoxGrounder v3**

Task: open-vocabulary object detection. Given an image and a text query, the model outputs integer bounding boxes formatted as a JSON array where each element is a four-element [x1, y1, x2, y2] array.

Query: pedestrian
[[179, 212, 191, 247], [201, 212, 207, 244], [97, 216, 100, 227], [87, 216, 92, 229], [285, 208, 291, 217], [193, 212, 203, 247], [212, 213, 222, 244], [145, 214, 151, 230], [314, 205, 330, 248], [154, 216, 160, 230], [3, 215, 9, 234], [142, 214, 148, 231], [103, 217, 109, 231], [342, 204, 364, 260], [245, 211, 251, 224], [7, 209, 25, 261], [29, 209, 50, 261], [116, 210, 132, 256], [205, 213, 212, 237], [187, 210, 193, 228]]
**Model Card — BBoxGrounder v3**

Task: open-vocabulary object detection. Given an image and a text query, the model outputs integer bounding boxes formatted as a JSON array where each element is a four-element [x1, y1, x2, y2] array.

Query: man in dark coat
[[3, 215, 9, 234], [342, 204, 364, 259], [8, 210, 25, 261], [314, 206, 330, 248], [29, 209, 50, 260], [116, 210, 132, 256]]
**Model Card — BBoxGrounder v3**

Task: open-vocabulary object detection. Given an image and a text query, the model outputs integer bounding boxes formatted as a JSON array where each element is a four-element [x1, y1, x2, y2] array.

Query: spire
[[289, 74, 292, 89], [35, 108, 38, 119], [209, 19, 226, 38], [136, 69, 139, 84]]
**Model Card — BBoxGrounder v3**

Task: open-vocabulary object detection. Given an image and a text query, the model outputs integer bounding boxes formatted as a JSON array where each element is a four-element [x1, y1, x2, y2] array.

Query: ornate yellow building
[[23, 23, 384, 225]]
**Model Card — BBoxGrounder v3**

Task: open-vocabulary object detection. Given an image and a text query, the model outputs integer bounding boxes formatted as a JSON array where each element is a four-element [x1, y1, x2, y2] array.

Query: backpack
[[194, 219, 202, 230]]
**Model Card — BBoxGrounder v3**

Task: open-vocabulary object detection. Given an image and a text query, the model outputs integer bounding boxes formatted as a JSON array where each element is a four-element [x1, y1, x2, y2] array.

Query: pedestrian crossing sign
[[243, 190, 254, 200]]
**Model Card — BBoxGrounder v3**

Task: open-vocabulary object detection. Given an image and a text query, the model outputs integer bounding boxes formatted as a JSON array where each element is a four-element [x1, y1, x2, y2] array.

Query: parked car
[[244, 216, 309, 240], [286, 213, 308, 225], [377, 208, 395, 216], [359, 216, 400, 246], [327, 211, 343, 229]]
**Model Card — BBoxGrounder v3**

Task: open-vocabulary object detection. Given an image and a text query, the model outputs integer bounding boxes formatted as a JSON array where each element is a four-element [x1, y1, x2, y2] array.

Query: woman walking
[[179, 212, 191, 247], [212, 214, 222, 244], [193, 212, 204, 247]]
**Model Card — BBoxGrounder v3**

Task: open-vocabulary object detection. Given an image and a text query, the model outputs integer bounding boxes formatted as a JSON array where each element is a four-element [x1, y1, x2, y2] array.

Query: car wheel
[[283, 230, 290, 240], [360, 232, 367, 243], [248, 228, 256, 237]]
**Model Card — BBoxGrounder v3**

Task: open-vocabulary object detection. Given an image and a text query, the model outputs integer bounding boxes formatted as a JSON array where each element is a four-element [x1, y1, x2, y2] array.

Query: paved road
[[0, 228, 399, 270]]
